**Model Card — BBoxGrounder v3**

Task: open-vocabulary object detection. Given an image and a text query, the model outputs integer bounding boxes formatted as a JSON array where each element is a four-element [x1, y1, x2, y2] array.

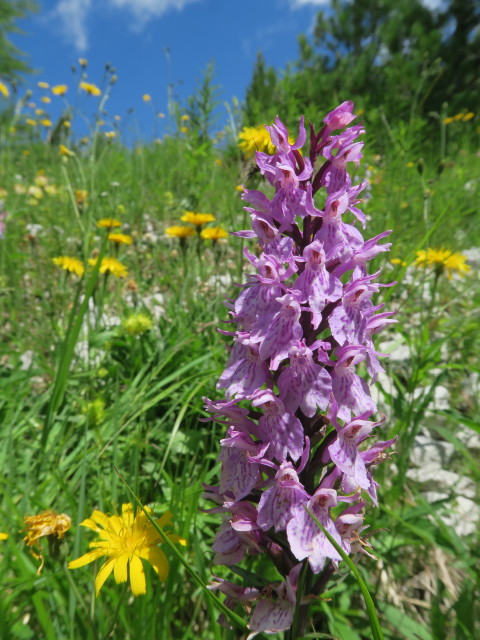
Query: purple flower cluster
[[205, 102, 396, 636]]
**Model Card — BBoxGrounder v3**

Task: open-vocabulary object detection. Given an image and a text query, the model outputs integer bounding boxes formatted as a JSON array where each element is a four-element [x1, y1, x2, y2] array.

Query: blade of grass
[[305, 507, 384, 640]]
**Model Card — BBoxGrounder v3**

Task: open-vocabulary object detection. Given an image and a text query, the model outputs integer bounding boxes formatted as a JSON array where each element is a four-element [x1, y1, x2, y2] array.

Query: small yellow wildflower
[[52, 84, 68, 96], [34, 174, 49, 187], [68, 503, 186, 596], [390, 258, 407, 267], [38, 81, 49, 89], [41, 96, 51, 104], [24, 510, 71, 574], [123, 313, 153, 336], [181, 211, 215, 226], [200, 227, 228, 241], [108, 232, 132, 245], [443, 117, 454, 125], [79, 58, 87, 67], [26, 118, 37, 126], [165, 225, 196, 239], [105, 131, 116, 139], [40, 119, 52, 127], [80, 81, 101, 97], [35, 108, 44, 116], [0, 187, 7, 199], [143, 94, 151, 102], [44, 184, 58, 196], [52, 256, 85, 277], [0, 532, 8, 540], [180, 126, 188, 134], [22, 149, 30, 156], [453, 113, 464, 121], [59, 144, 75, 157], [97, 218, 122, 229], [88, 257, 128, 278], [415, 248, 471, 279], [406, 161, 415, 168], [214, 158, 223, 167], [238, 125, 275, 159], [76, 189, 88, 206], [63, 120, 71, 128], [27, 185, 43, 199], [181, 114, 189, 121], [463, 112, 474, 121], [0, 81, 10, 98], [235, 185, 244, 192]]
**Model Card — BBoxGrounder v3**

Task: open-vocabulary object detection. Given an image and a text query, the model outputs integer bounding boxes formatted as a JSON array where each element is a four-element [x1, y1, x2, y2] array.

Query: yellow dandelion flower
[[238, 125, 275, 159], [165, 225, 196, 239], [26, 118, 37, 126], [68, 503, 185, 596], [180, 126, 188, 134], [22, 149, 30, 156], [76, 189, 88, 206], [181, 211, 215, 226], [38, 81, 49, 89], [52, 256, 85, 277], [235, 185, 244, 192], [214, 158, 223, 166], [0, 81, 9, 98], [41, 96, 51, 104], [105, 131, 116, 139], [52, 84, 68, 96], [35, 108, 44, 115], [80, 81, 101, 97], [200, 227, 228, 241], [463, 112, 474, 121], [63, 120, 71, 128], [453, 113, 464, 121], [0, 532, 8, 540], [181, 114, 189, 121], [443, 117, 454, 125], [59, 144, 75, 157], [406, 161, 415, 168], [88, 256, 128, 278], [24, 510, 71, 574], [97, 218, 122, 229], [40, 119, 52, 127], [415, 248, 471, 279], [123, 313, 153, 336], [108, 232, 132, 245], [143, 94, 151, 102], [390, 258, 407, 267]]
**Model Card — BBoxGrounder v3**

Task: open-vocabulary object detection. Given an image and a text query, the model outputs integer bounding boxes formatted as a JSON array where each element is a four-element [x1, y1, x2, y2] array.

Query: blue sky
[[11, 0, 328, 141]]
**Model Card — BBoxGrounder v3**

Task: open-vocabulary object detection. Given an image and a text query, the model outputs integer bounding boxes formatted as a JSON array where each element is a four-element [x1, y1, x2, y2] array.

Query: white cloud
[[53, 0, 92, 52], [109, 0, 200, 29], [52, 0, 201, 51]]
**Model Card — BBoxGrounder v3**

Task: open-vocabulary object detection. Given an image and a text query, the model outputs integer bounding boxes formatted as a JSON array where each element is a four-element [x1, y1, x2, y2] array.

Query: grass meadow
[[0, 77, 479, 640]]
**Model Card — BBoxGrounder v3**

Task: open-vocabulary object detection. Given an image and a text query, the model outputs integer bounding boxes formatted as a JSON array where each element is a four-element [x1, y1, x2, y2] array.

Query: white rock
[[406, 467, 476, 499], [410, 434, 455, 468]]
